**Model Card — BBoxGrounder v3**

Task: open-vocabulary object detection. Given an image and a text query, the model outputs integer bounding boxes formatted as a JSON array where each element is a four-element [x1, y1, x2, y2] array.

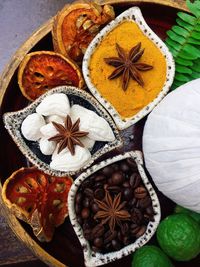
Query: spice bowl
[[83, 6, 175, 130], [3, 86, 122, 177], [68, 151, 161, 267]]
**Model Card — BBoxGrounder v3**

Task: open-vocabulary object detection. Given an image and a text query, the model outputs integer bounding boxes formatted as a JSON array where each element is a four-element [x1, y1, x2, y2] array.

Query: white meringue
[[36, 93, 70, 117], [46, 115, 65, 124], [50, 146, 91, 172], [80, 136, 95, 150], [39, 137, 56, 155], [40, 122, 60, 138], [70, 105, 115, 142], [21, 113, 45, 141]]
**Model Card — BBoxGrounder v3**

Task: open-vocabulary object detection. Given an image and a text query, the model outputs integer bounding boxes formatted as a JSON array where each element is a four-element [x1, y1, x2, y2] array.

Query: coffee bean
[[82, 179, 92, 189], [75, 192, 82, 204], [121, 222, 129, 235], [108, 178, 113, 185], [112, 239, 121, 251], [135, 225, 146, 238], [130, 173, 141, 188], [126, 158, 137, 169], [123, 187, 133, 200], [81, 208, 90, 219], [95, 174, 106, 182], [146, 206, 154, 216], [83, 197, 90, 208], [112, 163, 119, 171], [122, 181, 130, 188], [83, 229, 91, 240], [94, 188, 105, 200], [138, 196, 151, 208], [91, 224, 105, 239], [102, 166, 113, 177], [134, 187, 147, 199], [107, 185, 121, 193], [123, 236, 131, 246], [94, 237, 103, 248], [128, 198, 137, 207], [120, 162, 130, 173], [75, 203, 81, 214], [111, 171, 124, 185], [84, 188, 93, 198], [104, 230, 117, 244], [117, 231, 123, 241], [130, 225, 141, 235], [94, 182, 104, 189], [91, 202, 99, 213], [131, 208, 143, 224]]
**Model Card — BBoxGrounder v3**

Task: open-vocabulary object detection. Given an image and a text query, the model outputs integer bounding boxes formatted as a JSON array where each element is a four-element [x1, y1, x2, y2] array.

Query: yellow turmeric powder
[[89, 21, 166, 118]]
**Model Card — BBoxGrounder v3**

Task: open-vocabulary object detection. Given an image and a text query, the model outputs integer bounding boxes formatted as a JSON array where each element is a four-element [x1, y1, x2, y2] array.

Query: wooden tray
[[1, 1, 198, 267]]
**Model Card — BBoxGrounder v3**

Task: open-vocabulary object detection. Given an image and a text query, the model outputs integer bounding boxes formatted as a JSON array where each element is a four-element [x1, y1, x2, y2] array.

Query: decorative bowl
[[83, 7, 175, 130], [3, 86, 122, 177], [68, 151, 161, 266]]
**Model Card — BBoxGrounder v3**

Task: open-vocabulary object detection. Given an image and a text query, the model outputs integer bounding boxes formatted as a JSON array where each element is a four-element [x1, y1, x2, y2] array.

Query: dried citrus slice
[[52, 1, 115, 62], [18, 51, 84, 101], [2, 167, 73, 242]]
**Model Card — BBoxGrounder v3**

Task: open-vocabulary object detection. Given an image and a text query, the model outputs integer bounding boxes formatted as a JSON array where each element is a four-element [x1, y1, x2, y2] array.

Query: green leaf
[[178, 12, 196, 25], [186, 0, 200, 18], [191, 31, 200, 40], [190, 71, 200, 79], [190, 59, 200, 70], [188, 37, 200, 45], [176, 57, 193, 66], [172, 25, 189, 37], [182, 44, 200, 57], [176, 64, 193, 74], [172, 80, 185, 88], [175, 73, 190, 82], [179, 50, 198, 60], [176, 18, 194, 31], [165, 38, 182, 52], [167, 30, 185, 44]]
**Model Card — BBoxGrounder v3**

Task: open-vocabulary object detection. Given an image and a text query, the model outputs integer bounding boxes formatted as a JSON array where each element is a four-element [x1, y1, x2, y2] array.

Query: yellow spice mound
[[89, 21, 166, 118]]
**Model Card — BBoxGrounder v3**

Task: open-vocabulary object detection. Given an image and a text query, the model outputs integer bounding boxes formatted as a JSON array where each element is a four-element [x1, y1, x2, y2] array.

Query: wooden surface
[[0, 1, 192, 267], [0, 205, 47, 266]]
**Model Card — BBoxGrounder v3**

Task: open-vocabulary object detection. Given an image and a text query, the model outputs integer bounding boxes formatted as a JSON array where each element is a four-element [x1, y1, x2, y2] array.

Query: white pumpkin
[[143, 79, 200, 212]]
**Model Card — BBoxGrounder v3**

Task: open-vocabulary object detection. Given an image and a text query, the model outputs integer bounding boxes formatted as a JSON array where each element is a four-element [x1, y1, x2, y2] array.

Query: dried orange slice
[[2, 167, 73, 242], [52, 1, 115, 62], [18, 51, 84, 101]]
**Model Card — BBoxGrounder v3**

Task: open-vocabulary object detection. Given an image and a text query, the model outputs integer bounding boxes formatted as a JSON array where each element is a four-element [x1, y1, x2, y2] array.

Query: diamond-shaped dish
[[3, 86, 122, 177], [83, 7, 175, 130], [68, 151, 161, 267]]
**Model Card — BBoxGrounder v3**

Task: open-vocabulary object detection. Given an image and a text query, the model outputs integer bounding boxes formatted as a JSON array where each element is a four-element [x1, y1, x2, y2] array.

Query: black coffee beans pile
[[75, 158, 155, 254]]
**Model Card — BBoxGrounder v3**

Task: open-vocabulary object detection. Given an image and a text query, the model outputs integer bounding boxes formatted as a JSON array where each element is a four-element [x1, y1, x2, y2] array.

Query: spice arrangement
[[83, 10, 174, 129], [75, 158, 155, 253], [1, 0, 200, 267]]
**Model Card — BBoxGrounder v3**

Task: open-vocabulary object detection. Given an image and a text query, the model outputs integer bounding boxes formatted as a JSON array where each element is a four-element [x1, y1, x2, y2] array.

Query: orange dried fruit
[[52, 1, 115, 62], [18, 51, 84, 101], [2, 167, 73, 242]]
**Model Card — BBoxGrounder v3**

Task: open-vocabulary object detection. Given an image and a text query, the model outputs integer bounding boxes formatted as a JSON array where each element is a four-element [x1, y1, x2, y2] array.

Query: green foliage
[[165, 0, 200, 90]]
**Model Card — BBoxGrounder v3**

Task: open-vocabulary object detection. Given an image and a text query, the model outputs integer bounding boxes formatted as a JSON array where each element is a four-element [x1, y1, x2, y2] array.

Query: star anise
[[94, 190, 130, 233], [104, 42, 153, 91], [48, 115, 88, 155]]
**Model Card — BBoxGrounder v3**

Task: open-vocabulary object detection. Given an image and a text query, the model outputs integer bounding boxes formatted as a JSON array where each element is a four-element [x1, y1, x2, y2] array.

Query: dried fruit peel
[[2, 167, 73, 242], [18, 51, 84, 101], [52, 0, 115, 62]]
